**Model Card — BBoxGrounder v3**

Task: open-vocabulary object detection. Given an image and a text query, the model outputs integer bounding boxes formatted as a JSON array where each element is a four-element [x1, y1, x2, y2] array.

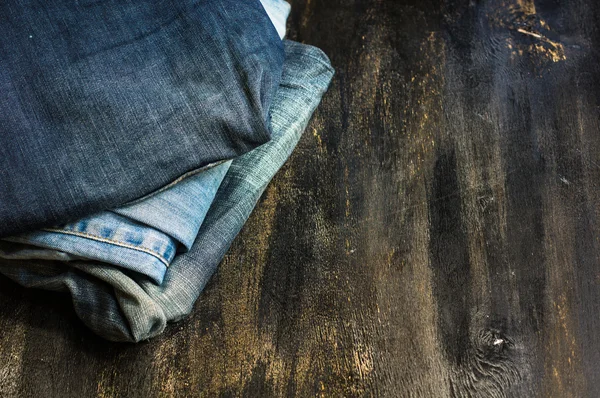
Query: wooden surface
[[1, 0, 600, 396]]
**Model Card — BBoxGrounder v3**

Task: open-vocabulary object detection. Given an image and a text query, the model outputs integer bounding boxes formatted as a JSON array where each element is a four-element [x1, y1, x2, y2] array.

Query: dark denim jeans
[[0, 0, 290, 285], [0, 0, 284, 237]]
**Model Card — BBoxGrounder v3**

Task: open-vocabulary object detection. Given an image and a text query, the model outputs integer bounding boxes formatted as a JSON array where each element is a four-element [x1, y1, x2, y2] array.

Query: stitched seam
[[122, 159, 230, 206], [41, 228, 170, 267]]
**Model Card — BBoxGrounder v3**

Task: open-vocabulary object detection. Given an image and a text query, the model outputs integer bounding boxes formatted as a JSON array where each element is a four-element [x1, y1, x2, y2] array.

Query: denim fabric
[[1, 161, 230, 284], [0, 40, 334, 342], [260, 0, 291, 39], [0, 0, 290, 284], [0, 0, 284, 238], [2, 213, 176, 284], [113, 162, 232, 252]]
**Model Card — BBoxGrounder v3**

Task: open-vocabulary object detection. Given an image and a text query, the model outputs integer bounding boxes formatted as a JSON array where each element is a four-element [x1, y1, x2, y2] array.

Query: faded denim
[[0, 0, 284, 237], [260, 0, 291, 39], [0, 40, 334, 342], [2, 212, 177, 284], [1, 162, 231, 284]]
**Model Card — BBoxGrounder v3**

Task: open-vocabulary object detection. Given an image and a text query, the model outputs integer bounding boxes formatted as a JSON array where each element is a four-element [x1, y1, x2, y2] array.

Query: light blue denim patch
[[260, 0, 291, 39], [0, 0, 289, 284], [113, 161, 232, 252]]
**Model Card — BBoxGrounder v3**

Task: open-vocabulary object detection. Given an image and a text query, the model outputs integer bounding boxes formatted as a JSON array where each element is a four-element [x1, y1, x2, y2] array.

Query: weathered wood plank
[[1, 0, 600, 396]]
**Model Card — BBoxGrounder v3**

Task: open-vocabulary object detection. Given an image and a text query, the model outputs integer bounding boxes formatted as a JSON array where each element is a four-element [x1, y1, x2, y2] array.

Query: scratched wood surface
[[1, 0, 600, 396]]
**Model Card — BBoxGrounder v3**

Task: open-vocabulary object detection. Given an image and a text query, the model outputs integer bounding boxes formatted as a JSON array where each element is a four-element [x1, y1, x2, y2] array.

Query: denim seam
[[121, 159, 230, 207], [40, 228, 171, 267]]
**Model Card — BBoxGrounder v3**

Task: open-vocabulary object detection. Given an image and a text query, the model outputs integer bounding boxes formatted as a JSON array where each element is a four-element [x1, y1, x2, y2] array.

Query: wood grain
[[1, 0, 600, 396]]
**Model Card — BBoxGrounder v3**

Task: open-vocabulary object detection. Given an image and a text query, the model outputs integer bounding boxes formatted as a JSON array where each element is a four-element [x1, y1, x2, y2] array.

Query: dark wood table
[[1, 0, 600, 396]]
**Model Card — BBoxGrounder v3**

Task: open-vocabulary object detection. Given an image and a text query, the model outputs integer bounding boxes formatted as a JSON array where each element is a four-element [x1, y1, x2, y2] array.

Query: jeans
[[0, 0, 290, 284], [1, 162, 231, 284], [0, 40, 334, 342], [0, 0, 284, 237]]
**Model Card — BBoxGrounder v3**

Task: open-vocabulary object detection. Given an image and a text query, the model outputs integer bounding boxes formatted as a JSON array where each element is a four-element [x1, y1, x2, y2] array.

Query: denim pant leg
[[0, 0, 284, 237]]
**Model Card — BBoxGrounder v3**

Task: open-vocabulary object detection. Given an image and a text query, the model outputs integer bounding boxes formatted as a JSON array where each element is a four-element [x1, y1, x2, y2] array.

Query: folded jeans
[[0, 0, 284, 237], [0, 0, 291, 284], [0, 40, 334, 343]]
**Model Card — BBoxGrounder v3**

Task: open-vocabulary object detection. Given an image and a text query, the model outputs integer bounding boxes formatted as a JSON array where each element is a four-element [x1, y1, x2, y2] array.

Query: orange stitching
[[40, 228, 171, 267]]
